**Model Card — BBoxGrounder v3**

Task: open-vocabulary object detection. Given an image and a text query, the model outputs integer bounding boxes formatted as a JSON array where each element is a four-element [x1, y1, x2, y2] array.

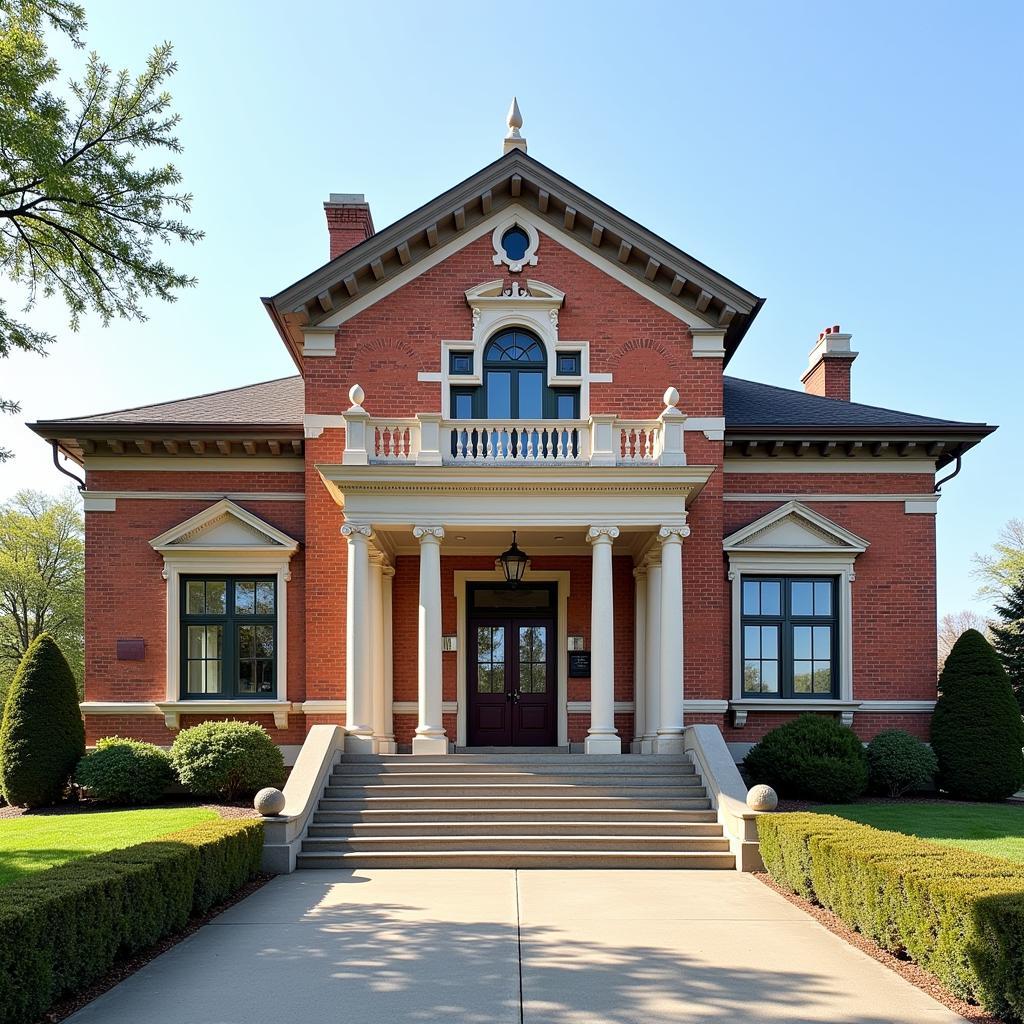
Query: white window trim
[[453, 567, 570, 748], [491, 215, 540, 272], [149, 500, 299, 728], [727, 554, 858, 710]]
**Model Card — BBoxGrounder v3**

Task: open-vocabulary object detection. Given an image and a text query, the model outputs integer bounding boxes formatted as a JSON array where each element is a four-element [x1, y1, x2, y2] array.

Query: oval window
[[501, 226, 530, 262]]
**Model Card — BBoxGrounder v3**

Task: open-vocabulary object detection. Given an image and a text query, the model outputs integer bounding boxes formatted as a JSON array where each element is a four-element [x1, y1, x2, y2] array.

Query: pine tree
[[992, 576, 1024, 713]]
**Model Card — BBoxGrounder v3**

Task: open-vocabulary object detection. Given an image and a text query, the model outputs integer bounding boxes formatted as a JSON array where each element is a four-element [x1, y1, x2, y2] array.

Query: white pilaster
[[642, 548, 663, 754], [655, 524, 689, 754], [370, 552, 396, 753], [341, 522, 374, 751], [631, 564, 647, 752], [381, 564, 397, 752], [413, 525, 448, 754], [586, 526, 621, 754]]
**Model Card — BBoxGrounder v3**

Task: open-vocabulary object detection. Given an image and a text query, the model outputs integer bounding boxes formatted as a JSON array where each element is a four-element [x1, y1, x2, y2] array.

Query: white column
[[631, 564, 647, 752], [381, 564, 397, 751], [643, 548, 662, 754], [370, 552, 396, 753], [655, 524, 689, 754], [413, 525, 448, 754], [341, 522, 374, 751], [586, 526, 621, 754]]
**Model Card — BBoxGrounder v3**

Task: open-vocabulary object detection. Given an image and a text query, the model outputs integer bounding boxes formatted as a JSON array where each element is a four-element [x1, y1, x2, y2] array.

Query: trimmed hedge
[[0, 818, 263, 1024], [758, 812, 1024, 1018]]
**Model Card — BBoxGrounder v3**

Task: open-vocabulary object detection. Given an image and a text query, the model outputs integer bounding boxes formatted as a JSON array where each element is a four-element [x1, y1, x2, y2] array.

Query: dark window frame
[[740, 575, 839, 699], [556, 351, 581, 376], [180, 575, 278, 701], [448, 350, 474, 375]]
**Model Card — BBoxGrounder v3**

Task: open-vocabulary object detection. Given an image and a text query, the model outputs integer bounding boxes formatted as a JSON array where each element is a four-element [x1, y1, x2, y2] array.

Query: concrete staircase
[[295, 753, 735, 869]]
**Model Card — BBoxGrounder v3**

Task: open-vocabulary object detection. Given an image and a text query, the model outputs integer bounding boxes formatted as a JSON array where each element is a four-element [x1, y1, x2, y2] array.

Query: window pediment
[[150, 499, 300, 554], [723, 501, 868, 555]]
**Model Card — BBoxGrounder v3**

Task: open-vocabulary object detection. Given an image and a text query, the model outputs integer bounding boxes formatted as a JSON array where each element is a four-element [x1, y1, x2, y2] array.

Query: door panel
[[469, 620, 511, 745], [467, 614, 556, 747]]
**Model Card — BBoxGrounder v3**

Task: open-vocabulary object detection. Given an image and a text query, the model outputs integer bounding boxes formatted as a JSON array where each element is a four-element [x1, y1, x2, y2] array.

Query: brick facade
[[69, 175, 970, 757]]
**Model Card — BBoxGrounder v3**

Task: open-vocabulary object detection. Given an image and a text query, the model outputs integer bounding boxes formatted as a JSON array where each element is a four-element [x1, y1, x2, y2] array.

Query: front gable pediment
[[149, 499, 300, 554], [268, 151, 762, 365], [723, 501, 869, 555]]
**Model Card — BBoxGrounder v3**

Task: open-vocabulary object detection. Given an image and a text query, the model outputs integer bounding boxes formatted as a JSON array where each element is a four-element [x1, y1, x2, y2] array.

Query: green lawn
[[0, 806, 217, 885], [814, 801, 1024, 863]]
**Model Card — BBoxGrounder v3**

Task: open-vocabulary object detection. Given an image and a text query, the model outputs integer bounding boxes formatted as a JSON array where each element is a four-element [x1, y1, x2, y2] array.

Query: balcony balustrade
[[340, 386, 687, 469]]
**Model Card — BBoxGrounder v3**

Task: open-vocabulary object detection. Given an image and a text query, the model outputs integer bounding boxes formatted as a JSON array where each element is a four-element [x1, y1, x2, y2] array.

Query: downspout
[[51, 441, 85, 490], [933, 453, 962, 493]]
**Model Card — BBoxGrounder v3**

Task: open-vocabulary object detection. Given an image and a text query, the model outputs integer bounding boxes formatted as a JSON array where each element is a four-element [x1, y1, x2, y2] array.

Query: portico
[[321, 404, 711, 755]]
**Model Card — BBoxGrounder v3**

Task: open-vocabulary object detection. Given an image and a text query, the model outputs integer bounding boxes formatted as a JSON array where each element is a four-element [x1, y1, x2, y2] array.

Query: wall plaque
[[568, 650, 591, 678], [116, 638, 145, 661]]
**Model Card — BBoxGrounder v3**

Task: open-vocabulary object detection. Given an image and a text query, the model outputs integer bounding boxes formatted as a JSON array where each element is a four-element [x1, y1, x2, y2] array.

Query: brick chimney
[[324, 193, 374, 259], [801, 324, 858, 401]]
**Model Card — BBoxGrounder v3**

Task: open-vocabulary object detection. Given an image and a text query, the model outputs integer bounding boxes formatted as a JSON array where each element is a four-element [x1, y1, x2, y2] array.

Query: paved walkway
[[69, 869, 964, 1023]]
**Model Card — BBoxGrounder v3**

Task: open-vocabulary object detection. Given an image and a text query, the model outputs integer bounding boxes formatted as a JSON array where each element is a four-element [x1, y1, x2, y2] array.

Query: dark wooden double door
[[468, 610, 557, 747]]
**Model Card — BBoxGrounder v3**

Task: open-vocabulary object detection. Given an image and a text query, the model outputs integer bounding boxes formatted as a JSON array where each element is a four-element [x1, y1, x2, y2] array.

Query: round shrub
[[931, 629, 1024, 801], [866, 729, 938, 796], [743, 714, 868, 803], [0, 633, 85, 807], [75, 737, 174, 804], [171, 721, 284, 801]]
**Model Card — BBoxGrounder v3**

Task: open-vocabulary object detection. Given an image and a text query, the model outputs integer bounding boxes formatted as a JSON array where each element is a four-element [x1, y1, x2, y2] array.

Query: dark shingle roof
[[724, 377, 988, 431], [38, 376, 304, 427]]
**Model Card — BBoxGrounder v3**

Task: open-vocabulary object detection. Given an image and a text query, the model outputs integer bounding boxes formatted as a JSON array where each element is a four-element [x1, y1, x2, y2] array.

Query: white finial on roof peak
[[502, 97, 527, 155]]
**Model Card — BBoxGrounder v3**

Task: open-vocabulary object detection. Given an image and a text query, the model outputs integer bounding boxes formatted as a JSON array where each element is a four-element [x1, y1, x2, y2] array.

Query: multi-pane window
[[518, 625, 548, 693], [181, 577, 277, 699], [741, 576, 837, 698], [476, 625, 506, 693]]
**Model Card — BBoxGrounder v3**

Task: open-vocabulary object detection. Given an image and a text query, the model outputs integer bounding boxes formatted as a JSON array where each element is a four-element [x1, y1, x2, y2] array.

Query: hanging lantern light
[[499, 531, 529, 586]]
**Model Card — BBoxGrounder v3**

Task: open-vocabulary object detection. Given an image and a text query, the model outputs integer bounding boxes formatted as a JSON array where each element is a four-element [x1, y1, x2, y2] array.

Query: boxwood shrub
[[758, 812, 1024, 1018], [866, 729, 938, 797], [171, 721, 285, 801], [0, 818, 263, 1024], [75, 737, 174, 804]]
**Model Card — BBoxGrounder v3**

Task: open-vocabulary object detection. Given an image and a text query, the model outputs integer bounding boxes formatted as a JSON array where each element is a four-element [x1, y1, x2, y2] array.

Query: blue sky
[[1, 0, 1021, 618]]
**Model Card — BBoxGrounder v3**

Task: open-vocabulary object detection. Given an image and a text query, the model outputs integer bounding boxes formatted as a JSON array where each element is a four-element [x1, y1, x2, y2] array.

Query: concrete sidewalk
[[68, 869, 964, 1023]]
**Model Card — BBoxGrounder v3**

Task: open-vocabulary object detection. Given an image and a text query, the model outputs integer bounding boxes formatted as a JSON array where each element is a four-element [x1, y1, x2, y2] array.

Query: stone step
[[322, 783, 707, 799], [302, 834, 732, 853], [333, 762, 697, 776], [340, 753, 691, 765], [313, 807, 718, 824], [317, 795, 713, 811], [295, 850, 736, 870], [307, 820, 726, 837]]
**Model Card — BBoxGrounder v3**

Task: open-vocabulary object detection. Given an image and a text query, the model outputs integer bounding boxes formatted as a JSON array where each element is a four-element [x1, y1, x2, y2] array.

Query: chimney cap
[[326, 193, 367, 206]]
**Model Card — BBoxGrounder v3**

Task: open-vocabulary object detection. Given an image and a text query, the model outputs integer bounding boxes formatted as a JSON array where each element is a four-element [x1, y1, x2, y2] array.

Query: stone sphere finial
[[663, 386, 680, 409], [746, 784, 778, 812], [254, 787, 286, 817], [348, 383, 365, 407]]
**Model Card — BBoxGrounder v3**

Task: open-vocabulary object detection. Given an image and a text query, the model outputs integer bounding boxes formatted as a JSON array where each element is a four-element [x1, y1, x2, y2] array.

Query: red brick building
[[30, 120, 993, 764]]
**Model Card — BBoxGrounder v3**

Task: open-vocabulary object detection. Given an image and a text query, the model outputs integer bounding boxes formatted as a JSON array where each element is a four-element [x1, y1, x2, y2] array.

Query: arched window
[[483, 329, 546, 419]]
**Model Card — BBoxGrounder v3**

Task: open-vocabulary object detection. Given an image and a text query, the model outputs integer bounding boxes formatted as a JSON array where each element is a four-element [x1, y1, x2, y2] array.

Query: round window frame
[[491, 217, 540, 273]]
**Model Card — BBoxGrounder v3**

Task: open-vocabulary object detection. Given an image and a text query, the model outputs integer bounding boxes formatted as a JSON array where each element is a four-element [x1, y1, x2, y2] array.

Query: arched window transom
[[485, 330, 545, 364]]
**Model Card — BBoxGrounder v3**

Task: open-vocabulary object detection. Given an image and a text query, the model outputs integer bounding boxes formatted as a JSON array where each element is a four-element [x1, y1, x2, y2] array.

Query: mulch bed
[[36, 872, 272, 1023], [754, 872, 1002, 1023]]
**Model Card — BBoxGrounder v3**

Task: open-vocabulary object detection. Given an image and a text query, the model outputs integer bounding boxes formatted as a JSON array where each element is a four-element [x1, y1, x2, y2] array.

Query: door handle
[[510, 690, 520, 703]]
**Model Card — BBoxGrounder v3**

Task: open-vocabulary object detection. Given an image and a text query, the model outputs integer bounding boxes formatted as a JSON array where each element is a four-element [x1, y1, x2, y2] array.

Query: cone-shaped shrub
[[931, 629, 1024, 801], [0, 634, 85, 807]]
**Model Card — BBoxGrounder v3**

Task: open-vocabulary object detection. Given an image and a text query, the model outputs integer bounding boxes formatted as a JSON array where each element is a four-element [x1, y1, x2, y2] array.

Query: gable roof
[[264, 150, 764, 366]]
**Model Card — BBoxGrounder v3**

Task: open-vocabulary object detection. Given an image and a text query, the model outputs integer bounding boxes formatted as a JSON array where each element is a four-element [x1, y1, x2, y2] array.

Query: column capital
[[657, 524, 690, 544], [413, 525, 445, 543], [382, 564, 396, 579], [341, 522, 373, 540], [586, 526, 620, 545], [633, 563, 648, 580]]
